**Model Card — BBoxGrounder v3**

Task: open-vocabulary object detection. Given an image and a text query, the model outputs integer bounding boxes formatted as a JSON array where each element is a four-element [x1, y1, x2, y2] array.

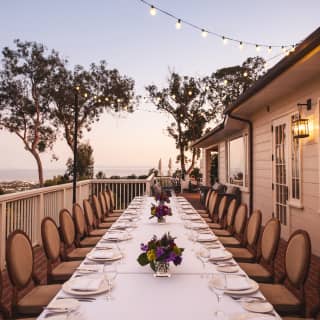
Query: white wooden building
[[192, 27, 320, 255]]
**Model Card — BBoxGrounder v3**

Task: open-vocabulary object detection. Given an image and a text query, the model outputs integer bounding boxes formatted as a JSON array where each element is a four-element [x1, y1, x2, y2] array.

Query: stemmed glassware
[[209, 273, 226, 319], [104, 263, 118, 301], [198, 247, 210, 278]]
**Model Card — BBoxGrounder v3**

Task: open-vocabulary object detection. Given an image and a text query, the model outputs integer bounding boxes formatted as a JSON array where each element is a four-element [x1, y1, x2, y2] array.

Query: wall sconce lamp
[[292, 99, 312, 139]]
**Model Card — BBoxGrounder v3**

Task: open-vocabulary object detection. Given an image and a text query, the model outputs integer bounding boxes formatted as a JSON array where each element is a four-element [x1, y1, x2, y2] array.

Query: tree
[[146, 73, 214, 178], [206, 56, 265, 110], [0, 40, 66, 186], [66, 142, 94, 180], [50, 60, 137, 151], [96, 171, 107, 179]]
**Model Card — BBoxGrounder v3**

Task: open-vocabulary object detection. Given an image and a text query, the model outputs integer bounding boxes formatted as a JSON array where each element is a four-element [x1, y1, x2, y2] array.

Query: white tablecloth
[[38, 196, 279, 320]]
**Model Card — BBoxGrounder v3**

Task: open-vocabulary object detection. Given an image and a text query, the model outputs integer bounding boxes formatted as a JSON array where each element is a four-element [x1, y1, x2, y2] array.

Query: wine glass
[[104, 264, 118, 301], [198, 247, 210, 278], [209, 273, 226, 319]]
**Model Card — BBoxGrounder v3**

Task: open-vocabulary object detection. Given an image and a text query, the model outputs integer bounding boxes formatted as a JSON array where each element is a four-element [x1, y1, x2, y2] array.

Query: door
[[272, 117, 290, 228]]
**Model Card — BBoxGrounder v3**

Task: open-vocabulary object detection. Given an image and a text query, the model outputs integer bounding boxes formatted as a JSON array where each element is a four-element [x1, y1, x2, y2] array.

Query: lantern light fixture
[[292, 99, 312, 139]]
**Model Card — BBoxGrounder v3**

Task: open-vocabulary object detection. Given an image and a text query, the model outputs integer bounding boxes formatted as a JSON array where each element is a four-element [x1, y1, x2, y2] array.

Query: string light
[[201, 29, 208, 38], [149, 5, 156, 16], [188, 90, 192, 96], [172, 94, 176, 100], [139, 0, 295, 53], [243, 71, 248, 77], [176, 19, 182, 30], [223, 79, 228, 85], [105, 97, 109, 101], [84, 93, 88, 98]]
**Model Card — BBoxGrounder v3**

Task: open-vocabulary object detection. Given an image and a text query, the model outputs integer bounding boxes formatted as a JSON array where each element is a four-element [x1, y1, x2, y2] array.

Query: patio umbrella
[[168, 158, 172, 176], [158, 158, 162, 176]]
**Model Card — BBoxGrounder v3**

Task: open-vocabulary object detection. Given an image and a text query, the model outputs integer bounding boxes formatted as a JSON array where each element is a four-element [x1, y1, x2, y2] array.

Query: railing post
[[37, 193, 44, 245], [0, 202, 7, 269]]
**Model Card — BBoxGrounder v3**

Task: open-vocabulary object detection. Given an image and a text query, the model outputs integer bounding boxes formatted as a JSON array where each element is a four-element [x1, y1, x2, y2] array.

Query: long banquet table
[[38, 196, 280, 320]]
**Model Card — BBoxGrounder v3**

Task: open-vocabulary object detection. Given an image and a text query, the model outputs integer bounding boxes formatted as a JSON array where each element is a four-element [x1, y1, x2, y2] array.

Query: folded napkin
[[91, 251, 114, 259], [71, 278, 103, 291], [198, 234, 216, 242], [192, 223, 207, 229], [209, 249, 228, 259], [226, 275, 251, 291]]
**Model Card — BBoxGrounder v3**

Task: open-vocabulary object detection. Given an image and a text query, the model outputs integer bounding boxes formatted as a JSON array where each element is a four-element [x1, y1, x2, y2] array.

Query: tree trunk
[[186, 148, 197, 174], [32, 150, 44, 187], [177, 122, 186, 179]]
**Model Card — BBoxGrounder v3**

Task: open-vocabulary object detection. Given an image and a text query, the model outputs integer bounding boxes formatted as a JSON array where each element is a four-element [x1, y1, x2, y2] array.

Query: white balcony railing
[[0, 174, 155, 268]]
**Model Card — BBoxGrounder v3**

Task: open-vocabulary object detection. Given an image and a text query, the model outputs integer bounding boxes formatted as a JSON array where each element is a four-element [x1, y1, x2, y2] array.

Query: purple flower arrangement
[[150, 203, 172, 220], [137, 233, 184, 271]]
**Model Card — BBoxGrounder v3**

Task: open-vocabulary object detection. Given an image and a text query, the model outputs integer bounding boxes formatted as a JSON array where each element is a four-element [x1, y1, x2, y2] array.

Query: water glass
[[209, 273, 226, 319], [104, 264, 118, 300]]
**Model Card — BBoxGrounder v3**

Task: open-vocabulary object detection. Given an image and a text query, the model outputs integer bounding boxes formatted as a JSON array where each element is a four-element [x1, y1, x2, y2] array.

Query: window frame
[[226, 132, 249, 191]]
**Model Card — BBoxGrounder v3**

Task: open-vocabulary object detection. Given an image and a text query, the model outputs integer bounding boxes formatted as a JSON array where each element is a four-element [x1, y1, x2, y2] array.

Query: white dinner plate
[[229, 312, 275, 320], [216, 265, 239, 273], [242, 301, 274, 313], [224, 279, 259, 296], [87, 251, 122, 262], [47, 298, 80, 313], [208, 250, 233, 261], [62, 277, 110, 296]]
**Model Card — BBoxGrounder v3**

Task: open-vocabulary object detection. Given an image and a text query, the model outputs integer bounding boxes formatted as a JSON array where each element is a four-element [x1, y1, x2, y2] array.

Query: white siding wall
[[251, 78, 320, 254], [218, 142, 226, 184]]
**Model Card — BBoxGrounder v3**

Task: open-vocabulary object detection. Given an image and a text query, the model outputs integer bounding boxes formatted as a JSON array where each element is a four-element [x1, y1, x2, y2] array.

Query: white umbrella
[[158, 158, 162, 176]]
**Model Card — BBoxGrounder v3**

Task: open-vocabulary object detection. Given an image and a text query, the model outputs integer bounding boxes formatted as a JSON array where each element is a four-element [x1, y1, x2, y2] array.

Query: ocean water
[[0, 166, 152, 182]]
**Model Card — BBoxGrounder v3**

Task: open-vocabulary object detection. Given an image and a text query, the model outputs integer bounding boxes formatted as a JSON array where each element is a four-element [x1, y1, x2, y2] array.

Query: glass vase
[[157, 216, 166, 224], [154, 261, 170, 277]]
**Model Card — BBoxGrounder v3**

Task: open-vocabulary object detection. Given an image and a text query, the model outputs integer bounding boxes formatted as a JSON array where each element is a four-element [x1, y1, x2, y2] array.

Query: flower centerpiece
[[137, 233, 184, 276], [150, 203, 172, 223]]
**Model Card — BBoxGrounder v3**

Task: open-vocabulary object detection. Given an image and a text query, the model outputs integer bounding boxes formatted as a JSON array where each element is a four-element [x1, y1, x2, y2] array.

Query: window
[[227, 134, 248, 188], [290, 114, 301, 202]]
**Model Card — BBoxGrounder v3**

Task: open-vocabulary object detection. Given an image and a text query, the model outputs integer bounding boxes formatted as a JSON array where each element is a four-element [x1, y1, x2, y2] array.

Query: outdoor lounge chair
[[238, 218, 281, 283], [218, 203, 247, 247], [73, 203, 101, 247], [6, 230, 61, 318], [41, 217, 81, 283], [83, 199, 109, 237], [59, 209, 92, 261], [259, 230, 311, 316], [227, 210, 262, 262]]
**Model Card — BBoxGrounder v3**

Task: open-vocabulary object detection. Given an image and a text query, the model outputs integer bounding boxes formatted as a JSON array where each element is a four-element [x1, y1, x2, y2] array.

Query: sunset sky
[[0, 0, 319, 175]]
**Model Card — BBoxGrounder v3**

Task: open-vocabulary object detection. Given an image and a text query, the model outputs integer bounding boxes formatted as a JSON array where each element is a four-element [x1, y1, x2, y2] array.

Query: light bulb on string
[[201, 29, 208, 38], [290, 45, 295, 52], [188, 90, 192, 96], [172, 94, 176, 100], [256, 44, 260, 52], [223, 79, 228, 86], [222, 36, 228, 45], [268, 46, 272, 53], [105, 97, 109, 101], [243, 71, 248, 77], [150, 5, 156, 16], [239, 41, 244, 50], [281, 46, 286, 53], [176, 19, 182, 30], [84, 93, 88, 98]]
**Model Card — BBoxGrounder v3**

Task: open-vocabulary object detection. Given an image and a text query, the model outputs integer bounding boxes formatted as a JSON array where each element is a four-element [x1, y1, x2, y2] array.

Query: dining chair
[[83, 199, 109, 237], [92, 195, 114, 229], [218, 203, 247, 247], [6, 230, 61, 318], [226, 209, 262, 262], [207, 195, 228, 229], [203, 191, 218, 223], [73, 203, 101, 247], [103, 191, 122, 217], [197, 189, 212, 218], [59, 209, 92, 261], [238, 218, 281, 283], [98, 192, 118, 223], [41, 217, 81, 283], [259, 230, 311, 316], [212, 198, 238, 236]]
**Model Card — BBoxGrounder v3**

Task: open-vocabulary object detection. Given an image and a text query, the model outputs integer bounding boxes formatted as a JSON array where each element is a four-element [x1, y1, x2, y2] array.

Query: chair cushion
[[103, 217, 118, 223], [16, 284, 61, 315], [214, 229, 232, 237], [109, 212, 122, 217], [51, 261, 81, 282], [98, 222, 113, 229], [219, 236, 241, 247], [197, 209, 207, 215], [80, 236, 101, 247], [88, 229, 107, 237], [228, 247, 255, 262], [66, 247, 92, 261], [208, 222, 223, 230], [238, 263, 273, 283], [259, 283, 302, 315], [204, 217, 212, 223]]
